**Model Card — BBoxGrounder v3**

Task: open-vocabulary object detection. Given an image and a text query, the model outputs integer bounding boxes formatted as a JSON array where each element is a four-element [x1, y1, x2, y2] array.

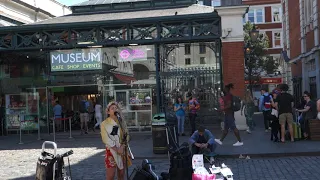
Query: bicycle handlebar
[[61, 150, 73, 158], [41, 150, 73, 158]]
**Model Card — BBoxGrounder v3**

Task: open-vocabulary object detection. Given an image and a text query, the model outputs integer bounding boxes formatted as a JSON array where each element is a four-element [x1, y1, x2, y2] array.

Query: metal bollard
[[18, 115, 23, 144], [69, 117, 73, 139]]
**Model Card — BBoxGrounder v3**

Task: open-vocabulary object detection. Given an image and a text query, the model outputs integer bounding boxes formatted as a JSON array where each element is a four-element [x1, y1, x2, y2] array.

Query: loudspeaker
[[169, 167, 193, 180]]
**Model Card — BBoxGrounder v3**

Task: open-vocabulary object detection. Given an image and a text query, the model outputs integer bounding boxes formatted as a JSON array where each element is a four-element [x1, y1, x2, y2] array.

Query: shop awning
[[114, 74, 136, 84]]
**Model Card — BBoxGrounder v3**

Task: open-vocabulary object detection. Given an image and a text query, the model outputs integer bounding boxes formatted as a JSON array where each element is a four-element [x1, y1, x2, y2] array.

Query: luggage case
[[36, 141, 58, 180]]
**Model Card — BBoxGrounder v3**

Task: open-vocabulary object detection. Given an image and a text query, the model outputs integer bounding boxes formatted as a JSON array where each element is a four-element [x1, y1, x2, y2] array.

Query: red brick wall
[[243, 0, 280, 5], [291, 61, 302, 77], [319, 0, 320, 45], [256, 23, 282, 29], [222, 41, 245, 97], [288, 0, 301, 59], [306, 31, 315, 52], [266, 48, 282, 54]]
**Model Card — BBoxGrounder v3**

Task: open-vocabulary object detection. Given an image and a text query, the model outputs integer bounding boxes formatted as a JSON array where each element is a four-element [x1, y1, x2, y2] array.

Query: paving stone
[[1, 148, 320, 180]]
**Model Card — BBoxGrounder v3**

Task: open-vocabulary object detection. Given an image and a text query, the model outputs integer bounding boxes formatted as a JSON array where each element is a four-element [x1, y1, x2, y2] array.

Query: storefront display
[[105, 88, 152, 130], [5, 93, 40, 131]]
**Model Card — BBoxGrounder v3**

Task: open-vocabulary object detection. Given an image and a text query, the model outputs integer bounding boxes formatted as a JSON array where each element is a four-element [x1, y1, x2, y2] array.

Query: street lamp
[[245, 27, 259, 93], [250, 28, 259, 43]]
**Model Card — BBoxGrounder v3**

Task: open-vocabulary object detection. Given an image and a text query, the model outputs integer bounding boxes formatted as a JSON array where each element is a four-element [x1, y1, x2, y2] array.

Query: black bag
[[79, 101, 88, 113], [169, 142, 192, 180], [232, 96, 241, 112], [35, 157, 56, 180]]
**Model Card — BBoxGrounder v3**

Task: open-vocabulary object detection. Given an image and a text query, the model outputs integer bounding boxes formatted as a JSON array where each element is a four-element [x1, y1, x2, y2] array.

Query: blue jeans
[[176, 115, 185, 134], [191, 143, 217, 155]]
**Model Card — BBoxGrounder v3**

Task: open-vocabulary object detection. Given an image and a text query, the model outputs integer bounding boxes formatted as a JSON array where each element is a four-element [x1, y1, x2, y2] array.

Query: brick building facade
[[242, 0, 284, 97], [200, 0, 284, 97], [282, 0, 320, 100], [199, 0, 248, 97]]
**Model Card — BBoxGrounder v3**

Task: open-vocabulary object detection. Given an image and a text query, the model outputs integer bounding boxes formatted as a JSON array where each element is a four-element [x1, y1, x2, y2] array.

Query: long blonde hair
[[243, 90, 254, 103], [106, 101, 129, 141]]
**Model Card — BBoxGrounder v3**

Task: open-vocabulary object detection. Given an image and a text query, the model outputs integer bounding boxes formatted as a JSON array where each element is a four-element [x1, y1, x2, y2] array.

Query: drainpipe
[[284, 0, 293, 93], [300, 0, 308, 92], [313, 0, 320, 98]]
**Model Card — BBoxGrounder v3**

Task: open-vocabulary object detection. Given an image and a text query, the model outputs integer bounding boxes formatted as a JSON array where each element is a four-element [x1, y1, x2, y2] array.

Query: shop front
[[0, 0, 222, 135], [245, 77, 283, 99]]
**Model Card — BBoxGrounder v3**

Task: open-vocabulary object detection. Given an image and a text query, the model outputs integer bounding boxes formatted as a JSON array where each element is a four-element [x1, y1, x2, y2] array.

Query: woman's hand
[[117, 145, 125, 155]]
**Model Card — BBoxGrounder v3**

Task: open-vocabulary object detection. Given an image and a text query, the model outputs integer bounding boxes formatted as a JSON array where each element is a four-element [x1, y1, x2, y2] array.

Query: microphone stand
[[116, 113, 130, 180]]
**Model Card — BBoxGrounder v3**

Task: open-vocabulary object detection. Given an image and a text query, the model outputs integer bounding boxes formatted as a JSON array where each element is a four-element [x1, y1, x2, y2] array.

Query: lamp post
[[244, 26, 259, 93]]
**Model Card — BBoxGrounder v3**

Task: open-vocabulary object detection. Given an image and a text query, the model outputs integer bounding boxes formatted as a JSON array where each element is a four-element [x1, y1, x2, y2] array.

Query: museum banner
[[50, 48, 102, 72]]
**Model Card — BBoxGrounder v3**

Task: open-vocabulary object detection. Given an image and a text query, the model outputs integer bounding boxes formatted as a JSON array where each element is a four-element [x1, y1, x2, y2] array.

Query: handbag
[[271, 108, 278, 117]]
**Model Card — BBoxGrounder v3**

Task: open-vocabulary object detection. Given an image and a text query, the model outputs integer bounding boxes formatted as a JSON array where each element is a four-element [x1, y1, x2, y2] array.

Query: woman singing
[[100, 102, 132, 180]]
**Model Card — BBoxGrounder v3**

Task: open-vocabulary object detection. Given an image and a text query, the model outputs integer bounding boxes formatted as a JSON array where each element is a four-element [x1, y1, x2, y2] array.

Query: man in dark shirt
[[274, 84, 294, 142], [215, 83, 243, 146]]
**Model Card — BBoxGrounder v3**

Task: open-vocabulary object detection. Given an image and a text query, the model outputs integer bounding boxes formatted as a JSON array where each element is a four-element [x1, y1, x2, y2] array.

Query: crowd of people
[[98, 82, 320, 180]]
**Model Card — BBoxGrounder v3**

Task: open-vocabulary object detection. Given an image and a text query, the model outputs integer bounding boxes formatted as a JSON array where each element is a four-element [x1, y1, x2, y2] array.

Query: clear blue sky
[[56, 0, 87, 6]]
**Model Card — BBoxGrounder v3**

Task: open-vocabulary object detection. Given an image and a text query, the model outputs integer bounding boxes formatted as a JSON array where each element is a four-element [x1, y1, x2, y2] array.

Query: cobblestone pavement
[[1, 146, 320, 180]]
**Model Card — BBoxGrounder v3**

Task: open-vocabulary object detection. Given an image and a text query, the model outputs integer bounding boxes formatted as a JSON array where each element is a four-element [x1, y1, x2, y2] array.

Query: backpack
[[194, 101, 200, 110], [219, 97, 225, 111], [263, 95, 272, 109], [232, 96, 241, 112], [79, 101, 88, 113]]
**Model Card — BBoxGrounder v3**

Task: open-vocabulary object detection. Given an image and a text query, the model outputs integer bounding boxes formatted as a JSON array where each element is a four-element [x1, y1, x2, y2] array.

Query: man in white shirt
[[94, 101, 102, 130]]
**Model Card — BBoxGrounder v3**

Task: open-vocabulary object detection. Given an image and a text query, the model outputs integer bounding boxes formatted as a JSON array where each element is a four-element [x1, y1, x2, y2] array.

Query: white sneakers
[[215, 139, 243, 146], [215, 139, 223, 145], [233, 141, 243, 146]]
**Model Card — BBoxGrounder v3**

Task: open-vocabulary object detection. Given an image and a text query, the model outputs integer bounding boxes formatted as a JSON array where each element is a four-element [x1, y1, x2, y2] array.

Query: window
[[273, 32, 282, 47], [185, 58, 191, 65], [212, 0, 221, 6], [245, 8, 264, 24], [248, 10, 255, 23], [256, 9, 264, 23], [272, 7, 282, 22], [199, 43, 206, 54], [304, 0, 313, 25], [200, 57, 206, 64], [185, 44, 191, 54], [310, 77, 317, 99], [308, 59, 316, 71]]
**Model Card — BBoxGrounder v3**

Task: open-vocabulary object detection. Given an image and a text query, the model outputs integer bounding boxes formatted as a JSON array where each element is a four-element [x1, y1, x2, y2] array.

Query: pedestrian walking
[[241, 90, 255, 134], [215, 83, 243, 146], [259, 88, 273, 132], [94, 100, 102, 130]]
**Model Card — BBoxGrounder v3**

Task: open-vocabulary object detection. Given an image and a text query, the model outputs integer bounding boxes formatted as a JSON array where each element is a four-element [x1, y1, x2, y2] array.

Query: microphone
[[114, 111, 121, 120]]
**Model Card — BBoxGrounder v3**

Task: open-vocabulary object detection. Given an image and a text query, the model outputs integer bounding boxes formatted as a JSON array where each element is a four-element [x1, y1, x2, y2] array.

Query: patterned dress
[[101, 117, 132, 169], [244, 101, 255, 130]]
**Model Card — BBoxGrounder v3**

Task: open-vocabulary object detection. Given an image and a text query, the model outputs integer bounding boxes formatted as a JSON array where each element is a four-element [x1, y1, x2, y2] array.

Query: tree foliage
[[243, 22, 279, 84]]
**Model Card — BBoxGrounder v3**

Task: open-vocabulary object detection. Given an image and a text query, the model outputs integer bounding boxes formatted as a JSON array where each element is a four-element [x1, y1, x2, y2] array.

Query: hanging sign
[[50, 48, 102, 72]]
